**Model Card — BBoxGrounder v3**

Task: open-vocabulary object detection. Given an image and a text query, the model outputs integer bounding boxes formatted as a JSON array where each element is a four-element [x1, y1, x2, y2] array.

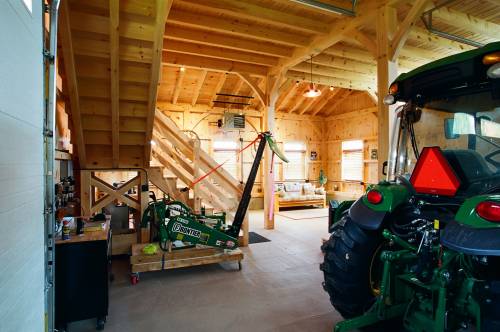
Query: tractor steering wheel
[[396, 175, 417, 196]]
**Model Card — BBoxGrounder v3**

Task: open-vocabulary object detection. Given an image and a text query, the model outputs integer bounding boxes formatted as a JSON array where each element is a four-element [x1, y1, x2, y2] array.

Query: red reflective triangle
[[410, 147, 461, 196]]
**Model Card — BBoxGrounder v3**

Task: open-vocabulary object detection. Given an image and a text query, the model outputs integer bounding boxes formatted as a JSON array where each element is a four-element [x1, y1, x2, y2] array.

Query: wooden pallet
[[129, 243, 243, 283]]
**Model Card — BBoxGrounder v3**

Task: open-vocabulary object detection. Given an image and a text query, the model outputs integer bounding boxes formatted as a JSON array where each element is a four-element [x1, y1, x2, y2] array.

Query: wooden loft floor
[[57, 0, 500, 170]]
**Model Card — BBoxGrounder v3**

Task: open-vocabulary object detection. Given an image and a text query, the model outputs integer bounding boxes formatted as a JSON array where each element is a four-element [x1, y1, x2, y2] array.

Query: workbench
[[55, 220, 111, 331]]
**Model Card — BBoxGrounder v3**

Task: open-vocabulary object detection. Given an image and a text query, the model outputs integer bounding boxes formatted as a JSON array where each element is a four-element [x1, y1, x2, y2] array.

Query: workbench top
[[56, 219, 110, 245]]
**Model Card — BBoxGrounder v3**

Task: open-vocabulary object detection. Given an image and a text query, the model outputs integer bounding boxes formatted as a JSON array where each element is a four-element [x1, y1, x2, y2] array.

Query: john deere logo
[[172, 222, 201, 238]]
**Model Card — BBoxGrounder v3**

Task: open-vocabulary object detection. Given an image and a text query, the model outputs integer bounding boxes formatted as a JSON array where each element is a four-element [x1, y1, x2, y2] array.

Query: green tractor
[[321, 42, 500, 332]]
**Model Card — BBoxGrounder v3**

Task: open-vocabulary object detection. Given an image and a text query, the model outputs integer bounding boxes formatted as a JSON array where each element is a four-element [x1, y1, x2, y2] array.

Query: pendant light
[[303, 55, 321, 98]]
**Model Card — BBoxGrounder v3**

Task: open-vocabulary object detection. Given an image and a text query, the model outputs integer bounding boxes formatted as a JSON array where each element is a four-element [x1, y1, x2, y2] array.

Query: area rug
[[248, 232, 271, 244], [277, 208, 328, 220]]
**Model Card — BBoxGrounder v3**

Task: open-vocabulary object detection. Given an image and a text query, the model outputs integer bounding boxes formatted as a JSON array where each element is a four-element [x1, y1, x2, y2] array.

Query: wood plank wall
[[324, 91, 378, 197]]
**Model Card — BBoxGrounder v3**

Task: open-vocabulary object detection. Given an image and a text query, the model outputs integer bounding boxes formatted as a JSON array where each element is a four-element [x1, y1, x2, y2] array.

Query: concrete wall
[[0, 1, 45, 331]]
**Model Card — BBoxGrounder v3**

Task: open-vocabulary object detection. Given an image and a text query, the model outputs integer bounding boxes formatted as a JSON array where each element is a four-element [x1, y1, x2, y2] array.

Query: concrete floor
[[69, 209, 342, 332]]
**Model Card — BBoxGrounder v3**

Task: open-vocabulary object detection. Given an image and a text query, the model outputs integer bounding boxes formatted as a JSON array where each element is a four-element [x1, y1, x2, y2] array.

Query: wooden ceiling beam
[[311, 88, 343, 116], [287, 70, 375, 93], [157, 102, 263, 118], [409, 26, 475, 53], [68, 0, 155, 18], [172, 68, 186, 104], [176, 0, 330, 35], [324, 44, 375, 63], [191, 70, 207, 106], [389, 0, 430, 61], [237, 73, 265, 108], [209, 73, 227, 107], [109, 0, 120, 168], [162, 52, 269, 77], [69, 10, 155, 42], [72, 36, 153, 63], [348, 29, 377, 56], [323, 90, 353, 116], [312, 53, 376, 75], [144, 0, 173, 164], [431, 6, 500, 41], [165, 25, 293, 58], [292, 62, 376, 83], [274, 0, 381, 72], [167, 9, 310, 47], [325, 106, 377, 122], [230, 78, 245, 96], [163, 39, 279, 67], [276, 82, 298, 111], [59, 0, 87, 166], [75, 58, 151, 84], [288, 93, 306, 114], [156, 101, 325, 121]]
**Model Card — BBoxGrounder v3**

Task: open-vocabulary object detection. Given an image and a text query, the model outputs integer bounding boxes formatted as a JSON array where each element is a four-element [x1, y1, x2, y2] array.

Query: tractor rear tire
[[320, 214, 383, 318]]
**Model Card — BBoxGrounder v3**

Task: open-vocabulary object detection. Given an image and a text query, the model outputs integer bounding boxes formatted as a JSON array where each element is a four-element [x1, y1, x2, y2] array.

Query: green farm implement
[[141, 132, 287, 251], [322, 42, 500, 331]]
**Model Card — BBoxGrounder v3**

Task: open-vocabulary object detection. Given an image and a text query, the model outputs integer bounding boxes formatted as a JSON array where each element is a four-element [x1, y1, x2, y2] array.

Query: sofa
[[274, 182, 326, 211]]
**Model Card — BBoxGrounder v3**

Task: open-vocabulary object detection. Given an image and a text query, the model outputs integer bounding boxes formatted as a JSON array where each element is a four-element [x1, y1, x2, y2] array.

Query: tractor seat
[[443, 149, 494, 188]]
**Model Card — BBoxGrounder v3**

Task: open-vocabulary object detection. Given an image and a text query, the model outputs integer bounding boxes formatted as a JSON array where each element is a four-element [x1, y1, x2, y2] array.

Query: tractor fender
[[348, 198, 388, 231]]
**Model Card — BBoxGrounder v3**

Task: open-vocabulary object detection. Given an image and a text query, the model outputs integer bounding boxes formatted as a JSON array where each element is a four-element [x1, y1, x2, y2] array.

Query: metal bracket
[[421, 0, 484, 48], [43, 49, 55, 62], [44, 128, 54, 137], [288, 0, 357, 16]]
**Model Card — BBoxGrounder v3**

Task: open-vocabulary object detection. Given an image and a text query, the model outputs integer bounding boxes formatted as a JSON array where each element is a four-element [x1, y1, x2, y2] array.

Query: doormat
[[249, 232, 271, 244]]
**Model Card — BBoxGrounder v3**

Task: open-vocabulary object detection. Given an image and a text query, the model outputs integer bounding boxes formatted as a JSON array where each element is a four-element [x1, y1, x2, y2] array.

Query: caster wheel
[[130, 274, 139, 285], [96, 317, 106, 330]]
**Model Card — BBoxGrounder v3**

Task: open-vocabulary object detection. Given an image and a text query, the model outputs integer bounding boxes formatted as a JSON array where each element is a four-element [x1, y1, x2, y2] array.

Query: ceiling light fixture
[[303, 55, 321, 98], [180, 66, 186, 72], [329, 86, 334, 91]]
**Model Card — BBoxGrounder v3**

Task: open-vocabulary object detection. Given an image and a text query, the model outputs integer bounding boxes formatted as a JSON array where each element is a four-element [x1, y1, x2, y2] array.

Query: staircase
[[147, 110, 243, 216]]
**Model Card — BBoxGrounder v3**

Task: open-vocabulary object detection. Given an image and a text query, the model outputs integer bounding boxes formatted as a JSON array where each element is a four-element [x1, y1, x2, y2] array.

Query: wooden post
[[239, 212, 250, 247], [80, 170, 91, 216], [263, 74, 281, 230], [376, 5, 398, 181], [139, 170, 150, 243]]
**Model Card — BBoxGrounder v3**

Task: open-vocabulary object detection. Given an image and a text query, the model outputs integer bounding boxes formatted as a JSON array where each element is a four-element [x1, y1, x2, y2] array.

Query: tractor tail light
[[367, 190, 383, 204], [483, 52, 500, 65], [476, 201, 500, 222], [389, 83, 398, 94]]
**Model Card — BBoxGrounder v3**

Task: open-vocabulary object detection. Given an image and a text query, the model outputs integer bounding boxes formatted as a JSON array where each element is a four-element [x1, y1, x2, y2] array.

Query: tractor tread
[[321, 215, 383, 319]]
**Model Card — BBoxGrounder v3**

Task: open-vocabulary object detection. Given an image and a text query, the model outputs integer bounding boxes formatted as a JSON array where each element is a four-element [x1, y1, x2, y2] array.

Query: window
[[283, 142, 306, 180], [213, 140, 239, 179], [341, 140, 363, 181]]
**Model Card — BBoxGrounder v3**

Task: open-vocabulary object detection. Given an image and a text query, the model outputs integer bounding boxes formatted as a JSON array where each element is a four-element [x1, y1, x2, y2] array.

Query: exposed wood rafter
[[209, 73, 227, 107], [390, 0, 430, 61], [59, 0, 87, 166], [191, 70, 207, 106], [311, 88, 342, 116], [172, 68, 186, 104], [145, 0, 174, 164]]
